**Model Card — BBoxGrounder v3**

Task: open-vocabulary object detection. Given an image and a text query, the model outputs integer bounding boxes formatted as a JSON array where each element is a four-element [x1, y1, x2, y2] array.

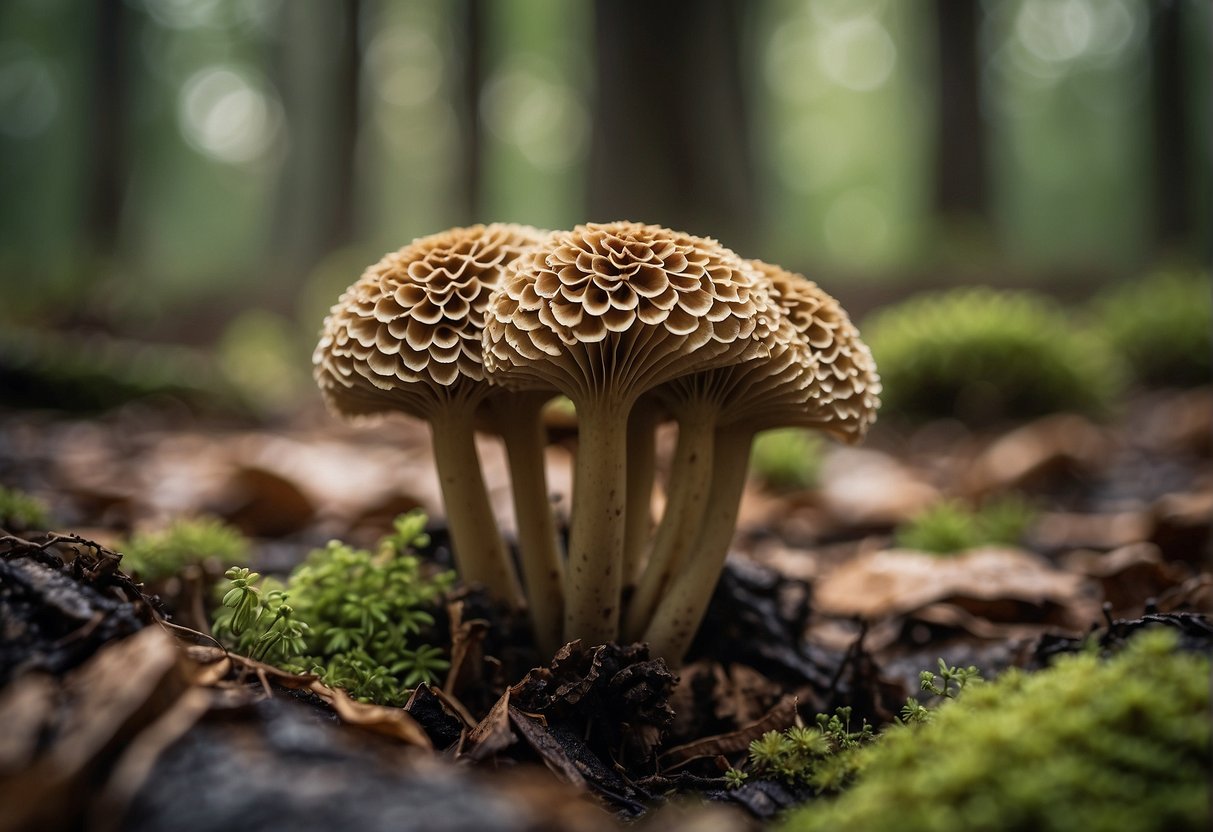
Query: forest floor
[[1, 387, 1210, 831]]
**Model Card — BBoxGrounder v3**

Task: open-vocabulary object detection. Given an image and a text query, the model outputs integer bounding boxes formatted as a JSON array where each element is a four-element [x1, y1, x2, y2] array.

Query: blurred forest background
[[0, 0, 1209, 414]]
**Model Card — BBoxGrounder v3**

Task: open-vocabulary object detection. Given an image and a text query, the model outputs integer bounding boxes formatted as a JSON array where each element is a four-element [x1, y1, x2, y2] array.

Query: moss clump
[[1089, 269, 1212, 388], [119, 516, 249, 581], [780, 629, 1211, 832], [213, 511, 455, 705], [863, 289, 1124, 425], [0, 486, 51, 532], [894, 496, 1036, 554], [750, 429, 823, 491]]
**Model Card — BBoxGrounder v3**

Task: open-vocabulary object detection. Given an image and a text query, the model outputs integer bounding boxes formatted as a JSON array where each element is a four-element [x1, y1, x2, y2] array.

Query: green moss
[[863, 289, 1124, 425], [750, 429, 823, 491], [119, 516, 249, 581], [212, 511, 455, 705], [1089, 269, 1212, 388], [894, 496, 1035, 554], [0, 485, 51, 531], [780, 630, 1211, 832]]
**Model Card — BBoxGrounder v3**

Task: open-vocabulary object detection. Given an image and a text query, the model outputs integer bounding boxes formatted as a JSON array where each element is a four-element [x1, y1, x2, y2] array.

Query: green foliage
[[894, 496, 1036, 554], [0, 486, 51, 531], [863, 288, 1125, 425], [750, 429, 823, 491], [212, 511, 455, 706], [780, 630, 1211, 832], [743, 707, 876, 792], [120, 516, 250, 581], [1089, 269, 1212, 387]]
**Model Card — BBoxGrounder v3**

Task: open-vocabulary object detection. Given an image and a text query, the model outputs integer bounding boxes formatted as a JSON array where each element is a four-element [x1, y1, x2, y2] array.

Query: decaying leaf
[[814, 546, 1095, 629], [659, 695, 799, 772]]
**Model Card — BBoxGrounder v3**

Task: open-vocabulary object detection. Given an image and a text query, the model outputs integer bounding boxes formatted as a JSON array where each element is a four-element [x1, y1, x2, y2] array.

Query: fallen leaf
[[307, 681, 432, 750], [659, 695, 799, 772], [814, 546, 1093, 628]]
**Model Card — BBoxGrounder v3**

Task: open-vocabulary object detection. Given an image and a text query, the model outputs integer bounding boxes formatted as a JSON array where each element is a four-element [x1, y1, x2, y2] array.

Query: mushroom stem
[[429, 413, 525, 608], [564, 399, 629, 644], [642, 424, 755, 665], [623, 406, 718, 640], [495, 397, 565, 658], [622, 398, 662, 588]]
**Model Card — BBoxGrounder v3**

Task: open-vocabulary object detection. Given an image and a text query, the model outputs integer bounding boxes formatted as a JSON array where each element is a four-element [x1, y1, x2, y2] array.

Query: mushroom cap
[[314, 224, 547, 420], [482, 222, 774, 406], [740, 260, 881, 441]]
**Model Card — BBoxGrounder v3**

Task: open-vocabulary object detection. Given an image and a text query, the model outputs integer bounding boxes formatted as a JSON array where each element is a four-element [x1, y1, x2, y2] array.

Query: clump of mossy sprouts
[[0, 485, 51, 532], [779, 628, 1210, 832], [862, 288, 1124, 425], [213, 511, 455, 705], [119, 516, 249, 581], [1088, 268, 1211, 388], [894, 495, 1036, 554], [749, 429, 823, 491]]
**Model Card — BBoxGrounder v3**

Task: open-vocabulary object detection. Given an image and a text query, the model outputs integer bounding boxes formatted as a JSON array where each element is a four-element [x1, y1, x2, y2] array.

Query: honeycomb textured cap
[[750, 260, 882, 440], [314, 223, 547, 419], [483, 222, 774, 403]]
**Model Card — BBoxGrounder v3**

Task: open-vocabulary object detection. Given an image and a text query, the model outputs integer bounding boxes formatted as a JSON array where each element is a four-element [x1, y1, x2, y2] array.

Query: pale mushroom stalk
[[622, 402, 718, 641], [622, 397, 663, 587], [641, 422, 753, 663], [564, 395, 632, 644], [429, 410, 526, 606], [489, 394, 565, 656]]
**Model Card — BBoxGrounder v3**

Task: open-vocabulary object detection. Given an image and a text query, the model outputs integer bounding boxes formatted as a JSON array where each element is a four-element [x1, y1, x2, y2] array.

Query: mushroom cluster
[[314, 222, 879, 666]]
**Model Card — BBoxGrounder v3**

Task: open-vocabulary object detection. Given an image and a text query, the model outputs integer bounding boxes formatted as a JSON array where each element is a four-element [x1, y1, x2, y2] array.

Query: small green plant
[[740, 706, 876, 791], [0, 486, 51, 531], [780, 629, 1211, 832], [750, 429, 823, 491], [212, 511, 455, 705], [895, 659, 982, 725], [863, 288, 1124, 425], [120, 516, 250, 581], [1089, 268, 1212, 388], [895, 496, 1035, 554]]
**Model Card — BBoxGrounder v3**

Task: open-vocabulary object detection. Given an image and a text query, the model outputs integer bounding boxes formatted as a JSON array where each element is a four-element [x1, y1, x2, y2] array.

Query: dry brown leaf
[[462, 690, 517, 762], [659, 695, 799, 772], [507, 706, 587, 787], [964, 413, 1113, 496], [307, 681, 432, 750], [0, 627, 189, 832], [814, 546, 1093, 627], [818, 448, 939, 528]]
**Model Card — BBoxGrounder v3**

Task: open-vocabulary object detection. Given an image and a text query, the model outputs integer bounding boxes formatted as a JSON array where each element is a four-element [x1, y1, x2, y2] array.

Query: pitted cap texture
[[751, 260, 881, 440], [484, 222, 772, 402], [314, 224, 546, 419]]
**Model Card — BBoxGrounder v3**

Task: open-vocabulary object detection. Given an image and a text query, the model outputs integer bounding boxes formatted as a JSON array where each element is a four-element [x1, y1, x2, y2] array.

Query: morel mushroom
[[482, 222, 772, 644], [313, 224, 566, 655], [639, 261, 881, 664]]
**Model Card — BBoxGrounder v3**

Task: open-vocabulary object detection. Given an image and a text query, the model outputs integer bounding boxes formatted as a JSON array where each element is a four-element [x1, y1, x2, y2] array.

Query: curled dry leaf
[[659, 695, 799, 772], [814, 546, 1095, 629], [308, 681, 433, 750], [817, 448, 939, 529]]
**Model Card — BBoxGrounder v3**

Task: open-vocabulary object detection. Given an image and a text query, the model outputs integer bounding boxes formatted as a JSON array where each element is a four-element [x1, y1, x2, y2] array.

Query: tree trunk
[[588, 0, 756, 250], [932, 0, 986, 220]]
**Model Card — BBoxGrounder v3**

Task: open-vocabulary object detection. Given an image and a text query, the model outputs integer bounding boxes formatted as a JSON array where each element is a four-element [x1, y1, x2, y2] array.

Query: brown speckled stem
[[564, 400, 629, 644], [623, 407, 717, 641], [642, 424, 754, 665], [430, 412, 525, 608], [496, 398, 565, 658]]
